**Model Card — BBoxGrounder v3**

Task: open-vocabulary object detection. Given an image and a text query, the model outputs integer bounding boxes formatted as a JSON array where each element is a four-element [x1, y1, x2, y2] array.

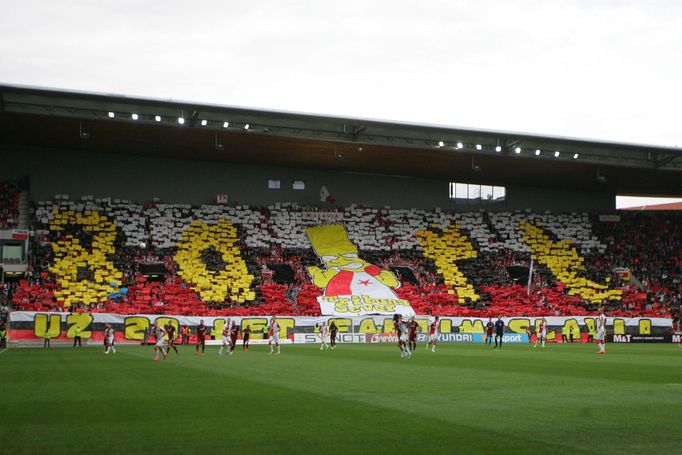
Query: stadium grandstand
[[0, 84, 680, 322], [1, 84, 682, 455], [5, 0, 682, 451]]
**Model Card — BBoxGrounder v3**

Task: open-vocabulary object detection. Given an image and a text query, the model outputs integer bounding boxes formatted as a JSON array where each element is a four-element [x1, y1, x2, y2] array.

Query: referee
[[494, 317, 505, 349]]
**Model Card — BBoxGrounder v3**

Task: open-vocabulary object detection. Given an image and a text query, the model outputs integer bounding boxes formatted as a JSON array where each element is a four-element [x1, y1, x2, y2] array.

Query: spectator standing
[[0, 321, 7, 348], [73, 326, 82, 347], [181, 326, 190, 345]]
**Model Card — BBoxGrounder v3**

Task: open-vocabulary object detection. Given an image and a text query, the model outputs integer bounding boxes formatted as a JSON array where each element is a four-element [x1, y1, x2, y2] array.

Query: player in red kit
[[407, 317, 419, 351], [329, 321, 338, 349], [426, 316, 439, 352], [673, 313, 681, 347], [525, 325, 533, 344], [485, 318, 494, 346], [229, 323, 239, 354], [165, 323, 179, 354], [242, 326, 251, 352], [195, 319, 207, 355]]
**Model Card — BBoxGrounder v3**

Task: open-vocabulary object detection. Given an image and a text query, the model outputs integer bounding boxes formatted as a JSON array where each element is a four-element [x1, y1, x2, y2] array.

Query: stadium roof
[[1, 84, 680, 196]]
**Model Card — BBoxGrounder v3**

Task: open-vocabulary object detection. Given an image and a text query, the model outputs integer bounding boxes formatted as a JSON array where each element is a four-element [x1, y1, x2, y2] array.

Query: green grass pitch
[[1, 343, 681, 454]]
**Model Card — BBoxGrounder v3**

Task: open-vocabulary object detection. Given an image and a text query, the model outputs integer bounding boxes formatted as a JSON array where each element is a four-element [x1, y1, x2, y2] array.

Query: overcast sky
[[2, 1, 682, 145], [1, 1, 680, 206]]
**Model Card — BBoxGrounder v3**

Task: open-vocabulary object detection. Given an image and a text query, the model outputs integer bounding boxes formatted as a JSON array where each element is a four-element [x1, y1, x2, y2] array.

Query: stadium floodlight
[[79, 122, 89, 140], [515, 147, 521, 154], [155, 115, 161, 122], [475, 144, 482, 150], [554, 151, 560, 158], [244, 123, 250, 130], [456, 142, 463, 149], [131, 113, 139, 120], [573, 153, 579, 159], [108, 112, 115, 118], [223, 121, 229, 128], [201, 119, 208, 126], [495, 145, 502, 152], [178, 117, 185, 125], [535, 149, 541, 156], [215, 134, 224, 151], [438, 140, 445, 147]]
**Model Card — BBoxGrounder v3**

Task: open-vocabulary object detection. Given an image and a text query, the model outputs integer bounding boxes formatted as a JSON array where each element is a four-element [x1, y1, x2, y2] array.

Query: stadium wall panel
[[8, 312, 674, 344], [1, 145, 614, 210]]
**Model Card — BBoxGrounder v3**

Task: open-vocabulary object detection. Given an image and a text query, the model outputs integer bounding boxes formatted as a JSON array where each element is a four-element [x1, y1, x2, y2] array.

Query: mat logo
[[613, 334, 631, 343]]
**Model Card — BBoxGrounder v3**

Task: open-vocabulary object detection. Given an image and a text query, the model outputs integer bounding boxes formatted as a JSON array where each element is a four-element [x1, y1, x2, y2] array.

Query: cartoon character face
[[319, 252, 369, 271], [307, 224, 369, 271]]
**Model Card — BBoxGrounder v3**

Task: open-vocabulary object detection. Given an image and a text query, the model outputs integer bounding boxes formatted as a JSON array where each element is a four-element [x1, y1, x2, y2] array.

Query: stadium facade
[[1, 84, 680, 210]]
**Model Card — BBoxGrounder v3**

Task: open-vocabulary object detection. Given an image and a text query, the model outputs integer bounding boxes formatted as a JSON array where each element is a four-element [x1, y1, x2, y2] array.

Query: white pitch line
[[0, 348, 7, 355]]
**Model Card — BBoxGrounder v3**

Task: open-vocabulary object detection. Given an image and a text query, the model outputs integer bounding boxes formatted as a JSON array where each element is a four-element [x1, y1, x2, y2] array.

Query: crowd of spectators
[[1, 281, 17, 317], [590, 212, 681, 314], [3, 196, 680, 318], [0, 180, 20, 229]]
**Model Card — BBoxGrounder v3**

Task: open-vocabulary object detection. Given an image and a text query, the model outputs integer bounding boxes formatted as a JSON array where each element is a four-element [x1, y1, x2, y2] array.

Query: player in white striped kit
[[426, 317, 439, 352], [393, 315, 411, 359], [319, 321, 329, 350], [268, 317, 281, 355], [152, 322, 168, 361], [534, 318, 547, 348], [219, 319, 232, 356], [104, 324, 116, 354], [595, 312, 607, 355]]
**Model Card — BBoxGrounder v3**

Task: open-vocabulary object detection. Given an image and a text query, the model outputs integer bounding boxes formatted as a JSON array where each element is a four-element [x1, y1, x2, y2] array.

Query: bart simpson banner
[[306, 224, 415, 317]]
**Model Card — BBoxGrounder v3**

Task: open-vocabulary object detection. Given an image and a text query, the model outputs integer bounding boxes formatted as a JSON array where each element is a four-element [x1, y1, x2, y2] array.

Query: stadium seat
[[15, 195, 676, 318]]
